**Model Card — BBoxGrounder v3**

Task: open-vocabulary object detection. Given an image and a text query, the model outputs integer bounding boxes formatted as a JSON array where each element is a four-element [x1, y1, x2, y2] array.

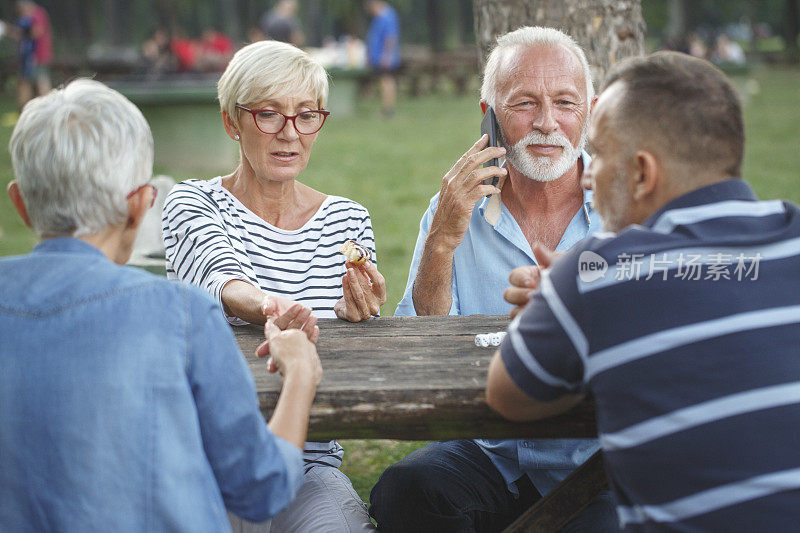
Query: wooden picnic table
[[233, 315, 597, 441], [234, 315, 607, 532]]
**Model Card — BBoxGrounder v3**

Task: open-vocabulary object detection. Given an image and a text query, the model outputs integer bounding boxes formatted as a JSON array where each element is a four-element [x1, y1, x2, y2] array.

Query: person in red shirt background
[[6, 1, 52, 108], [198, 28, 234, 71]]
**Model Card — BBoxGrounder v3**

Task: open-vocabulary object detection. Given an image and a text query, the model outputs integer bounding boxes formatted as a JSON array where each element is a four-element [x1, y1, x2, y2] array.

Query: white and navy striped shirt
[[501, 180, 800, 531], [162, 177, 376, 464], [162, 177, 376, 325]]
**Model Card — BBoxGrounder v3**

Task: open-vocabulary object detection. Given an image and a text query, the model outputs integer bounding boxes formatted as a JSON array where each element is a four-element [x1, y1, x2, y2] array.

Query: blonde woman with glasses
[[162, 41, 382, 532]]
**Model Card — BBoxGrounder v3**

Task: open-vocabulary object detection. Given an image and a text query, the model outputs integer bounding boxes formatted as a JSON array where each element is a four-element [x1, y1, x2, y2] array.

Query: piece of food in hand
[[340, 240, 371, 265]]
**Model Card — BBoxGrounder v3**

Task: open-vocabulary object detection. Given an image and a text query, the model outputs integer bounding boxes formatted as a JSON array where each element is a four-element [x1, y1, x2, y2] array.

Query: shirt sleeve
[[184, 286, 304, 522], [499, 245, 588, 401], [161, 182, 255, 325], [394, 194, 459, 316]]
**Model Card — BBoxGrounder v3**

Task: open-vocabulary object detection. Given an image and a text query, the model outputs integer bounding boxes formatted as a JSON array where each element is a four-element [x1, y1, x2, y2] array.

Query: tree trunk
[[104, 0, 120, 45], [785, 0, 800, 63], [427, 0, 444, 53], [218, 0, 241, 41], [473, 0, 645, 89], [664, 0, 687, 42]]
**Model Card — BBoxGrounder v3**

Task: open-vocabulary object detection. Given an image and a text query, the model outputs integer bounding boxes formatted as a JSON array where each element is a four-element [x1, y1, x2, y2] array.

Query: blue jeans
[[369, 440, 619, 533]]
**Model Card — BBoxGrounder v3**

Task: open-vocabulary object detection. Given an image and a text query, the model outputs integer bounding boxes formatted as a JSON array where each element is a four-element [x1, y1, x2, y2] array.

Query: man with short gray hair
[[489, 50, 800, 531], [0, 79, 322, 532], [371, 27, 617, 532]]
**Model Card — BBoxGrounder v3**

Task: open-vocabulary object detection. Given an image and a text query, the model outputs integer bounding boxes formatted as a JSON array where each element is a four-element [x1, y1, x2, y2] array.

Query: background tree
[[473, 0, 646, 86], [785, 0, 799, 62]]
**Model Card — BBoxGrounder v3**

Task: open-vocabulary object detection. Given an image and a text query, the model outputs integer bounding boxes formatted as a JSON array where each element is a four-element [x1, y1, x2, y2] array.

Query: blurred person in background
[[366, 0, 400, 117], [247, 25, 268, 43], [6, 0, 52, 109], [0, 78, 322, 532], [142, 27, 175, 77], [261, 0, 305, 46], [170, 27, 199, 72], [713, 33, 747, 65], [687, 32, 708, 59], [197, 28, 234, 71], [162, 40, 384, 532]]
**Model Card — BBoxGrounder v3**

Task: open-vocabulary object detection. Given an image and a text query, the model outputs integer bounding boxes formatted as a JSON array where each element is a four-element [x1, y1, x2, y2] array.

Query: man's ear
[[125, 187, 151, 231], [632, 150, 660, 201], [7, 181, 32, 228], [589, 94, 599, 114], [221, 110, 240, 141], [480, 100, 488, 115]]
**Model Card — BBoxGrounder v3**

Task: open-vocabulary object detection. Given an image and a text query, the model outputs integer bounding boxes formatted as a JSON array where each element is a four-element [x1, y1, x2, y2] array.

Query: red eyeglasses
[[126, 183, 157, 208], [235, 105, 331, 135]]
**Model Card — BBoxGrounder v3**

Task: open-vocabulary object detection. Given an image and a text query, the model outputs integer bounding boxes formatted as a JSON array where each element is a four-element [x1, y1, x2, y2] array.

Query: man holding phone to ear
[[371, 27, 617, 532]]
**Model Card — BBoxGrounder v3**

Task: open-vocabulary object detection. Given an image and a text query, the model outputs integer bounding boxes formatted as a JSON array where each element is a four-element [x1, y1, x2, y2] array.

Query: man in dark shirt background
[[261, 0, 304, 46]]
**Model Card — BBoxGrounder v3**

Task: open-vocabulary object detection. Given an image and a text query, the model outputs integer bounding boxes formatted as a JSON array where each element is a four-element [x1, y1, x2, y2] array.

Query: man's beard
[[500, 119, 588, 182]]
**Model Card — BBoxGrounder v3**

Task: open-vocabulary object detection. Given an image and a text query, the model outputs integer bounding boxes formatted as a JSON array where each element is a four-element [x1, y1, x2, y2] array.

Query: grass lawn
[[1, 65, 798, 502]]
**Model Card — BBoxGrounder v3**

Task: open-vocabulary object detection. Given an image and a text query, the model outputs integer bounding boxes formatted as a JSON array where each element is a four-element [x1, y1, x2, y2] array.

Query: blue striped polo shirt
[[500, 179, 800, 531]]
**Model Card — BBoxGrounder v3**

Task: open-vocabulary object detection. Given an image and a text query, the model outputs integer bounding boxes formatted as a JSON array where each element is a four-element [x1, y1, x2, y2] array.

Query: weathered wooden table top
[[234, 315, 596, 441]]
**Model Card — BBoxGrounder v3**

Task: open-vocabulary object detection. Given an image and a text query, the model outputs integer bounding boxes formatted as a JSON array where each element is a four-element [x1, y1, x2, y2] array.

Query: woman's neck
[[222, 166, 325, 230]]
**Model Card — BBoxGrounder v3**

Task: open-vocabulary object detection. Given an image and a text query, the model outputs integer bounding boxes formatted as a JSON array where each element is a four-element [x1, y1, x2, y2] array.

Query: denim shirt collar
[[33, 237, 108, 259]]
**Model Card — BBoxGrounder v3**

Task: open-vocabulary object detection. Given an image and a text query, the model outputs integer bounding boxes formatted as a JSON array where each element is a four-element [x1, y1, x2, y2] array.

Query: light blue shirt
[[0, 238, 304, 532], [395, 154, 603, 495]]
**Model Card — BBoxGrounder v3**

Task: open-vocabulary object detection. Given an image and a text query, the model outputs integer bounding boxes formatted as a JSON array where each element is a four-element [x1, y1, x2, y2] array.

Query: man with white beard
[[371, 27, 618, 533]]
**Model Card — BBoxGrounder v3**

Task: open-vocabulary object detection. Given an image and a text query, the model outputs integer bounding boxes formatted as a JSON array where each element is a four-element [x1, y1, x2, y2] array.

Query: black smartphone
[[480, 106, 501, 187]]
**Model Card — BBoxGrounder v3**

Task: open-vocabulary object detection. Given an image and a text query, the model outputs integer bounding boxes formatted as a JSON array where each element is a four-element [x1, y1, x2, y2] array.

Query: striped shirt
[[501, 180, 800, 531], [162, 177, 376, 325], [162, 177, 376, 464]]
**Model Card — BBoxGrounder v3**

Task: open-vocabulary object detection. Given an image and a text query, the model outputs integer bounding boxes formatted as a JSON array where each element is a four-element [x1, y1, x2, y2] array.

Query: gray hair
[[218, 40, 329, 128], [480, 26, 594, 108], [10, 79, 153, 237]]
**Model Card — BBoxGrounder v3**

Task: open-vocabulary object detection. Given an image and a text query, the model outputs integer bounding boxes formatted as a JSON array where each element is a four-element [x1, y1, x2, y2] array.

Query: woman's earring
[[234, 134, 240, 141]]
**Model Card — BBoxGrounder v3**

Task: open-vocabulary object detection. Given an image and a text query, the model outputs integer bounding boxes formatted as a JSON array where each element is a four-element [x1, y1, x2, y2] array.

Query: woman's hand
[[256, 319, 322, 450], [261, 294, 319, 343], [256, 319, 322, 384], [334, 261, 387, 322]]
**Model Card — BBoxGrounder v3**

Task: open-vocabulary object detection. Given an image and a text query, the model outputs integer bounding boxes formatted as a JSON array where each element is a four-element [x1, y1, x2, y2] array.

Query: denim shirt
[[0, 238, 303, 532], [396, 155, 602, 496]]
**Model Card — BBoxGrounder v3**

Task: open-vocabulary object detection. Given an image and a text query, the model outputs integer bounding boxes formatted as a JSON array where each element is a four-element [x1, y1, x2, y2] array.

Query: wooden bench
[[395, 47, 480, 97], [234, 315, 607, 532]]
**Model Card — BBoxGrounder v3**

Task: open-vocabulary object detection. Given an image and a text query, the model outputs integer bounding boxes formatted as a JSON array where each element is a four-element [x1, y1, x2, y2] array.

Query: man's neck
[[498, 160, 586, 251], [77, 225, 134, 265], [502, 160, 584, 219]]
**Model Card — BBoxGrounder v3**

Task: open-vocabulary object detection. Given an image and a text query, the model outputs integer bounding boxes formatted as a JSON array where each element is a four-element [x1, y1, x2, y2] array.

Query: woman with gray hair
[[162, 40, 381, 532], [1, 79, 322, 531]]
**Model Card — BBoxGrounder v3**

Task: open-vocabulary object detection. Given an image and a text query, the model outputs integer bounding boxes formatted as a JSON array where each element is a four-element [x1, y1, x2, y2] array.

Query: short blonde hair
[[217, 40, 329, 127]]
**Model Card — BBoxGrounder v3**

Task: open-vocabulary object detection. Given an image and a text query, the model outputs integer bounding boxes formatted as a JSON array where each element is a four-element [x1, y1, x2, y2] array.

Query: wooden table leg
[[503, 451, 608, 533]]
